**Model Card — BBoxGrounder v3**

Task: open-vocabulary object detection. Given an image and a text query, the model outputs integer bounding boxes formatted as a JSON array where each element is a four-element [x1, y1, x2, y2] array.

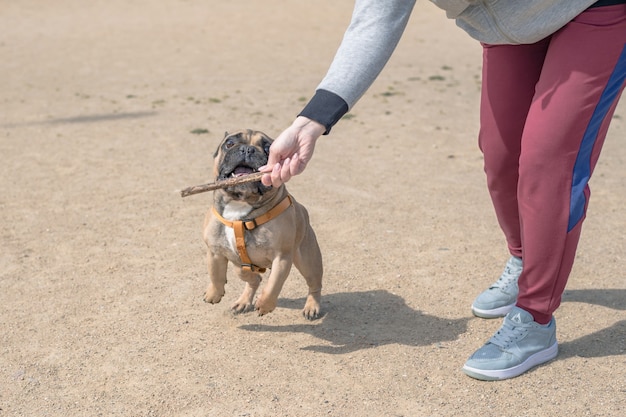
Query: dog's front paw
[[231, 300, 254, 314], [203, 286, 225, 304], [302, 294, 322, 320]]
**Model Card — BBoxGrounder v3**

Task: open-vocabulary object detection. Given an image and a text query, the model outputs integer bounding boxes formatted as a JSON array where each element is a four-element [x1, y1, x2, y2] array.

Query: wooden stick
[[180, 171, 264, 197]]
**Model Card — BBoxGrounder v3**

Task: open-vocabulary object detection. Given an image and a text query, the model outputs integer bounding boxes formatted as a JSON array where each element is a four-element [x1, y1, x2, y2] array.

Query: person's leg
[[465, 5, 626, 380], [516, 5, 626, 324], [472, 40, 549, 318], [478, 40, 550, 258]]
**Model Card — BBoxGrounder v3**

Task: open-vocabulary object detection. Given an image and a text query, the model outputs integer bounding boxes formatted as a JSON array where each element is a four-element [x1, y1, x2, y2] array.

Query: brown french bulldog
[[202, 129, 323, 319]]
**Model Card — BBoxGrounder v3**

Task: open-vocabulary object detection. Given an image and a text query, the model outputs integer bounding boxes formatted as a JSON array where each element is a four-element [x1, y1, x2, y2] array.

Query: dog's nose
[[241, 146, 256, 156]]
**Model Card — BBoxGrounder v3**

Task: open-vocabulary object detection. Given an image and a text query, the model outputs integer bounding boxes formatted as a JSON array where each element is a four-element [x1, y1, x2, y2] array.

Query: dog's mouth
[[229, 165, 256, 178]]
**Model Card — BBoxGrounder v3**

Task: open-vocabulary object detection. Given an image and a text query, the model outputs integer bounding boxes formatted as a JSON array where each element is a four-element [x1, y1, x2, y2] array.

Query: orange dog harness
[[211, 195, 293, 273]]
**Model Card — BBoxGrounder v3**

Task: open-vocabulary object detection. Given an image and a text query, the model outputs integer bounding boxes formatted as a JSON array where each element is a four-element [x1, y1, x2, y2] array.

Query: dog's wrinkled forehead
[[214, 129, 273, 157]]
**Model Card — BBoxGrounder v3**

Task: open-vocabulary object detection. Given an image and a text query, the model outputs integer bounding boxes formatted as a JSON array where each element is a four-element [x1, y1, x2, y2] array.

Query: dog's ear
[[215, 131, 230, 157]]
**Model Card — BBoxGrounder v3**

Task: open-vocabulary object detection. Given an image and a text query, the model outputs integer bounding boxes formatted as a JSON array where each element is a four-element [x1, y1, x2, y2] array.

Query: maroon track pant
[[479, 5, 626, 324]]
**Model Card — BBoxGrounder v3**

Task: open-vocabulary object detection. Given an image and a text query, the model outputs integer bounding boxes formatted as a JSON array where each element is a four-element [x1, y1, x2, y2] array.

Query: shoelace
[[489, 321, 528, 349], [490, 262, 520, 290]]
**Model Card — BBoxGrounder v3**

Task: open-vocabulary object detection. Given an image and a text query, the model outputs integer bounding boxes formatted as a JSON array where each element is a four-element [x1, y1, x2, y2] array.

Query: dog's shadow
[[238, 288, 626, 357], [239, 290, 470, 354], [558, 288, 626, 359]]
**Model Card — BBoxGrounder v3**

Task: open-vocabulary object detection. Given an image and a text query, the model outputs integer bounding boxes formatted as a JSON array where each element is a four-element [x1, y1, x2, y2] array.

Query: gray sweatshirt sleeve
[[299, 0, 417, 133], [318, 0, 417, 108]]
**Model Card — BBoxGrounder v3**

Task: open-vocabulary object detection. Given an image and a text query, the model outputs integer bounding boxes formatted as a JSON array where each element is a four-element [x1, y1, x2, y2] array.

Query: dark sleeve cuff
[[298, 89, 349, 135]]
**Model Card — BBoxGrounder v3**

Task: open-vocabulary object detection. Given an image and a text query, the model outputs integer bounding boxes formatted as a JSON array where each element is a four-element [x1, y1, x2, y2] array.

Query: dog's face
[[213, 129, 275, 201]]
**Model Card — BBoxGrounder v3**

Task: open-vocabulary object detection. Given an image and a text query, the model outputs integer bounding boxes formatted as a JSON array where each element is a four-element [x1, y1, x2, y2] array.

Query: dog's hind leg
[[231, 269, 262, 314]]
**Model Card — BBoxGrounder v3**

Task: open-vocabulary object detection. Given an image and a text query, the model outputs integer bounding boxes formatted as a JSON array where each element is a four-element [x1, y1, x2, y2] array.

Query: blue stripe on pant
[[569, 44, 626, 232]]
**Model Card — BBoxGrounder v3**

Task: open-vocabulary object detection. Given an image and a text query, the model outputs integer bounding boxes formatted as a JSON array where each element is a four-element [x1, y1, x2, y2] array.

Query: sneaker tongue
[[508, 308, 533, 324]]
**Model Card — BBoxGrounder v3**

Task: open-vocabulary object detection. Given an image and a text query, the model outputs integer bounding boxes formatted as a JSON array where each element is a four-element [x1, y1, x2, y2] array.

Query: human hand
[[260, 116, 326, 187]]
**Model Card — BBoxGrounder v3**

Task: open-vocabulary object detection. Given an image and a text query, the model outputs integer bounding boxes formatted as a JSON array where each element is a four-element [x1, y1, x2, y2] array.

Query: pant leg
[[515, 5, 626, 324], [479, 40, 550, 258]]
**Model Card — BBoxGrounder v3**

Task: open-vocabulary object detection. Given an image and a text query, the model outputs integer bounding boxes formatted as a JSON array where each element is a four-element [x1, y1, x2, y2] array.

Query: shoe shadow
[[238, 290, 470, 354], [558, 289, 626, 359], [562, 288, 626, 310]]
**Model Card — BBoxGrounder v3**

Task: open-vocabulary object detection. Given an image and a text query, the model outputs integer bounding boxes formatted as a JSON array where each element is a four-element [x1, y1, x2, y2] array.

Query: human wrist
[[293, 116, 326, 138], [298, 89, 349, 135]]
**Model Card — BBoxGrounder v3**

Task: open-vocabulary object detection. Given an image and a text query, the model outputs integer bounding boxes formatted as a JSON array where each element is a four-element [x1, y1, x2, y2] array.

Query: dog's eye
[[263, 143, 271, 155], [224, 139, 236, 149]]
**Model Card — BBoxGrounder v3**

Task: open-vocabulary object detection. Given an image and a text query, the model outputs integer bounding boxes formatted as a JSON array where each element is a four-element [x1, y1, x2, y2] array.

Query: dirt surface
[[1, 1, 625, 416]]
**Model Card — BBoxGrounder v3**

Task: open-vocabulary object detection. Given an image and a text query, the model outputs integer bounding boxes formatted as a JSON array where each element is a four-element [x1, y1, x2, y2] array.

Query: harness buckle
[[241, 263, 266, 273], [243, 218, 258, 230]]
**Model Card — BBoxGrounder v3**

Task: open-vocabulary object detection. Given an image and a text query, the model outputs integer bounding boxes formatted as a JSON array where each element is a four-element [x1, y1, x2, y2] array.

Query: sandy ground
[[1, 1, 625, 416]]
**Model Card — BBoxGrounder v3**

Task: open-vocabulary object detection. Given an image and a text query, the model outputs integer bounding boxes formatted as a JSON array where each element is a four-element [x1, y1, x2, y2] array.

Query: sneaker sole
[[471, 302, 515, 319], [462, 341, 558, 381]]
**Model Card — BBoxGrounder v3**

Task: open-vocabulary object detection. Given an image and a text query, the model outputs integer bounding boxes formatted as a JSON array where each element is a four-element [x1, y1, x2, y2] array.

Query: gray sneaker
[[462, 306, 558, 381], [471, 256, 522, 318]]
